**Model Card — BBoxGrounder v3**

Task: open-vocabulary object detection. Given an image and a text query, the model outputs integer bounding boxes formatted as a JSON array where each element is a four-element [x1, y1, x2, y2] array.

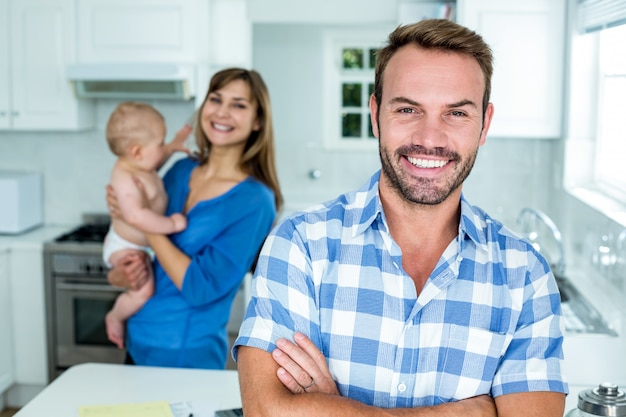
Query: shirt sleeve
[[233, 217, 322, 359], [492, 251, 568, 396]]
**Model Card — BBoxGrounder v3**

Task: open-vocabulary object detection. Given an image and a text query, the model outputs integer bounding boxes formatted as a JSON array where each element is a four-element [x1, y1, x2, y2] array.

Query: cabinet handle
[[309, 169, 321, 180]]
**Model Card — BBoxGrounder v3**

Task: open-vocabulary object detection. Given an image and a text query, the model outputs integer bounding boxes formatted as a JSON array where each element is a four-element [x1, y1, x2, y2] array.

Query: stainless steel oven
[[44, 214, 125, 381]]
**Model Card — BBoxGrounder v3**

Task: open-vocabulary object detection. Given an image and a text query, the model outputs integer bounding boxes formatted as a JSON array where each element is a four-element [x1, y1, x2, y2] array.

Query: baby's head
[[106, 102, 166, 164]]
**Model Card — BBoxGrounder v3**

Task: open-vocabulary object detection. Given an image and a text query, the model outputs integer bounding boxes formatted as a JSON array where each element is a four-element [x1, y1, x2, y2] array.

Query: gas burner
[[55, 223, 109, 243]]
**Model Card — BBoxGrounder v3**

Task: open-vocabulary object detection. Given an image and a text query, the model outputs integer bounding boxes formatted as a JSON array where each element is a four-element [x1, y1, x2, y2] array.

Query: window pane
[[595, 24, 626, 194], [342, 48, 363, 69], [369, 49, 379, 69], [342, 83, 362, 107], [342, 113, 362, 138], [596, 76, 626, 188]]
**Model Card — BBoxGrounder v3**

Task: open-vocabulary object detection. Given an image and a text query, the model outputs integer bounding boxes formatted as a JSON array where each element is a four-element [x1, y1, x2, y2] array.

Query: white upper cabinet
[[76, 0, 208, 63], [458, 0, 566, 139], [0, 0, 94, 131], [249, 0, 397, 23], [210, 0, 251, 69]]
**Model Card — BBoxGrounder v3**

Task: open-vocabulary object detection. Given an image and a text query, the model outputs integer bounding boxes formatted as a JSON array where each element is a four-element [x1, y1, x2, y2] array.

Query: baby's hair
[[106, 101, 165, 156]]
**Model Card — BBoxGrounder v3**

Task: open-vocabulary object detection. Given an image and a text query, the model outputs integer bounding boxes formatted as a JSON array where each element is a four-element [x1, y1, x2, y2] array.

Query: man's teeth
[[407, 156, 447, 168], [213, 123, 233, 132]]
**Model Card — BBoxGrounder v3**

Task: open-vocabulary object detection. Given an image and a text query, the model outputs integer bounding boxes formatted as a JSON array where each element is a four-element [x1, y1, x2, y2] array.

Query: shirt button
[[398, 383, 407, 393]]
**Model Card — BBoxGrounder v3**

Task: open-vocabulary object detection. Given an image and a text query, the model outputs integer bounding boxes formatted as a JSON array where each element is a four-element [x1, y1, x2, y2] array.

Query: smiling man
[[234, 19, 568, 417]]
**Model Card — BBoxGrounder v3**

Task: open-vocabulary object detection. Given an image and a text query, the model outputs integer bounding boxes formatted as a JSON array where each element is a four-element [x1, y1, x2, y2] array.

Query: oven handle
[[56, 282, 122, 292]]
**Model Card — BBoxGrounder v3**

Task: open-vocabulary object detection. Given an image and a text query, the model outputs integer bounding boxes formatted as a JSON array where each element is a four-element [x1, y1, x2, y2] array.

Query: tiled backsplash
[[561, 192, 626, 296]]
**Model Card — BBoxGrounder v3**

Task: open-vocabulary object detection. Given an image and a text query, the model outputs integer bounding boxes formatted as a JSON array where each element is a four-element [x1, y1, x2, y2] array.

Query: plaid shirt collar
[[352, 170, 490, 253]]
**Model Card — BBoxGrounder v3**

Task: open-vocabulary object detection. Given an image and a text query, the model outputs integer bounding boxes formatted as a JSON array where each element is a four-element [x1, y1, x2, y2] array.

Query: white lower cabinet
[[9, 246, 47, 387], [0, 248, 14, 396]]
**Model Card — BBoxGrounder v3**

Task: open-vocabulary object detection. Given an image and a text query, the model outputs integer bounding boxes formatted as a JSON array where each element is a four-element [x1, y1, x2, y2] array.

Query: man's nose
[[412, 116, 448, 148]]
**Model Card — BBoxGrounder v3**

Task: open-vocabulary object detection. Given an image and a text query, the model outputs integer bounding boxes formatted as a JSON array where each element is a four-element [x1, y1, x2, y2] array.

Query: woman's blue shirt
[[126, 157, 276, 369]]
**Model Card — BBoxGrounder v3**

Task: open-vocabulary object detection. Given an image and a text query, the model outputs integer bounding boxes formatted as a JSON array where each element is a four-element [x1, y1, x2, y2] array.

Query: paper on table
[[78, 400, 174, 417], [79, 400, 220, 417]]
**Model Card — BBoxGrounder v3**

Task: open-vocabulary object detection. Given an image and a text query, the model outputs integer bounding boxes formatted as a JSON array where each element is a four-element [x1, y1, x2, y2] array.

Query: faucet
[[516, 208, 566, 278]]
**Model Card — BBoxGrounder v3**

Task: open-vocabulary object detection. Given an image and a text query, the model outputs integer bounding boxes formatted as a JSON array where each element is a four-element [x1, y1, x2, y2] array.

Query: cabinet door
[[77, 0, 200, 63], [458, 0, 565, 139], [9, 246, 47, 385], [0, 249, 14, 394], [9, 0, 94, 130], [210, 0, 251, 68], [0, 0, 10, 129]]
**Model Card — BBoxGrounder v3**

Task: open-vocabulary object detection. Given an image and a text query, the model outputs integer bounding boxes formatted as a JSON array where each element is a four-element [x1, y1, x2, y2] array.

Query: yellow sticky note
[[78, 400, 174, 417]]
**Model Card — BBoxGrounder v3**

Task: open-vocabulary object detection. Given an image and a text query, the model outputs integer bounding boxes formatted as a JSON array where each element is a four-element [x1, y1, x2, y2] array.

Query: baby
[[103, 101, 188, 349]]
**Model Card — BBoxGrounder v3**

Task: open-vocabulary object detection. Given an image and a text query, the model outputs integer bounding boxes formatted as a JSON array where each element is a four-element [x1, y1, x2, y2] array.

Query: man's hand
[[272, 332, 339, 396], [107, 252, 151, 290]]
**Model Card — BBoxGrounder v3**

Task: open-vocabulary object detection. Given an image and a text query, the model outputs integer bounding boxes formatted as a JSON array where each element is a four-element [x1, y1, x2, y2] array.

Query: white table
[[14, 363, 242, 417]]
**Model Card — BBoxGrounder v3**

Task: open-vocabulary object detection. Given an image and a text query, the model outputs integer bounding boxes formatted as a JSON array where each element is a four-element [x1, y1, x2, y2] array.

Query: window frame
[[564, 19, 626, 226], [322, 28, 390, 151], [592, 24, 626, 202]]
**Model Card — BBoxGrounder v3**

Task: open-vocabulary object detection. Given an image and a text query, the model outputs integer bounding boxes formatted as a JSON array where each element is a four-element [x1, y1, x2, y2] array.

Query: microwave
[[0, 171, 43, 234]]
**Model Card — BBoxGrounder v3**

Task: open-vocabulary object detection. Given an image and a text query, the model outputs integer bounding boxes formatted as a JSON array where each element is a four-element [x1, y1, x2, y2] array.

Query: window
[[594, 24, 626, 200], [564, 0, 626, 225], [340, 48, 376, 140], [323, 29, 390, 150]]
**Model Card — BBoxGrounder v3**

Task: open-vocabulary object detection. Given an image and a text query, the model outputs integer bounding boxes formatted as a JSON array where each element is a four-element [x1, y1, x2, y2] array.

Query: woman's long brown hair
[[193, 68, 283, 213]]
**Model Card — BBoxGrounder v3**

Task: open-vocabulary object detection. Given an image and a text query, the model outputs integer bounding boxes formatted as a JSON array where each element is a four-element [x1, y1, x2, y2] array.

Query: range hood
[[67, 63, 196, 100]]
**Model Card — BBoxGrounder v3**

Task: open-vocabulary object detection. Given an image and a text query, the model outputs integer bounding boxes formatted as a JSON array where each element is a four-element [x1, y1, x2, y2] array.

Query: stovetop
[[44, 214, 110, 258], [54, 223, 109, 243]]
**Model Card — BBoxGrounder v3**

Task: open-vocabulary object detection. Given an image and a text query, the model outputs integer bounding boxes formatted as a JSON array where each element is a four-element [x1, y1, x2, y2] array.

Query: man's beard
[[379, 142, 478, 206]]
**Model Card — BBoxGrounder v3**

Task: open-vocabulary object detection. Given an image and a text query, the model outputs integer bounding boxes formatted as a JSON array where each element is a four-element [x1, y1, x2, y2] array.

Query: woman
[[108, 68, 283, 369]]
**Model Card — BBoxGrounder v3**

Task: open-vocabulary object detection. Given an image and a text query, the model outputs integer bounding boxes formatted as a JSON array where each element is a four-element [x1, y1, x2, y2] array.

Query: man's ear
[[369, 94, 380, 139], [479, 103, 494, 147]]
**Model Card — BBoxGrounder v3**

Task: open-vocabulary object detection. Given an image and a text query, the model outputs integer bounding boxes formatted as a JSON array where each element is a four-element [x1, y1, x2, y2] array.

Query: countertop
[[15, 363, 241, 417], [560, 256, 626, 413], [0, 224, 76, 251]]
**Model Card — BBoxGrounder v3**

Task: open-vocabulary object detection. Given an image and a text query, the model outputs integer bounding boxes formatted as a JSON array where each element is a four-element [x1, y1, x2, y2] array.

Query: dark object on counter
[[565, 383, 626, 416], [215, 408, 244, 417]]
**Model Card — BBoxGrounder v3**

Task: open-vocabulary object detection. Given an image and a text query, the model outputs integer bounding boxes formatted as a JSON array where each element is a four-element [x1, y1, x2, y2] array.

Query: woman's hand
[[105, 184, 122, 220], [107, 252, 151, 290], [131, 176, 150, 211], [272, 332, 339, 396]]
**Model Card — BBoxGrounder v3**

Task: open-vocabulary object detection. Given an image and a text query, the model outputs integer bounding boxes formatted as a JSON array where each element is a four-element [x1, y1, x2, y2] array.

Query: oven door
[[55, 277, 126, 369]]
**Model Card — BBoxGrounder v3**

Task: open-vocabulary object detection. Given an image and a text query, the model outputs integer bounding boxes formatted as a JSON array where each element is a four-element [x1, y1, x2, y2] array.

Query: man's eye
[[399, 108, 414, 113], [450, 110, 467, 117]]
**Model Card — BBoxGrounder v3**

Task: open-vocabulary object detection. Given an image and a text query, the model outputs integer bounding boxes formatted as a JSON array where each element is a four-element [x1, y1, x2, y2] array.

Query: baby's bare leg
[[106, 249, 154, 349]]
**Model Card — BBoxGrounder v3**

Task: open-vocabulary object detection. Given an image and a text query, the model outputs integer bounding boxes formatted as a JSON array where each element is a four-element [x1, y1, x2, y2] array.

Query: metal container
[[565, 383, 626, 416]]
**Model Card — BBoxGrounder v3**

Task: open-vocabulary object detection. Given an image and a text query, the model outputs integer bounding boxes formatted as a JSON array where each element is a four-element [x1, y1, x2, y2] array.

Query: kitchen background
[[1, 0, 625, 414]]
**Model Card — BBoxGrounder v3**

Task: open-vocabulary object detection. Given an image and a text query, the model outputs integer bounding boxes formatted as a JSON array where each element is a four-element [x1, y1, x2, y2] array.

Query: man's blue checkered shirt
[[234, 171, 568, 407]]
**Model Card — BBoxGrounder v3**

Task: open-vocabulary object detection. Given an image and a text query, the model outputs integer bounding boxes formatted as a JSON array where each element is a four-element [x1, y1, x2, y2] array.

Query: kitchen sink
[[556, 276, 618, 336]]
